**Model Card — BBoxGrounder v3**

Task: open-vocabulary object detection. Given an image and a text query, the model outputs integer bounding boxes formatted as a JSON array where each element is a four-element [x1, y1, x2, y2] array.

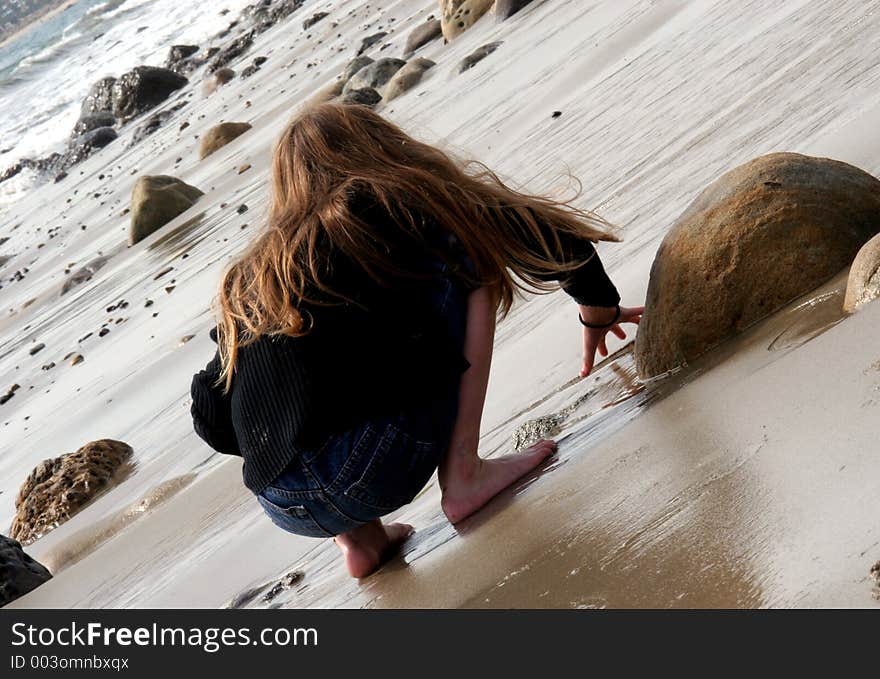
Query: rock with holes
[[634, 153, 880, 378], [458, 42, 502, 73], [344, 58, 406, 95], [0, 535, 52, 606], [404, 18, 442, 57], [9, 440, 133, 545], [384, 58, 435, 101], [130, 175, 204, 245], [199, 122, 252, 160], [440, 0, 494, 41], [494, 0, 537, 20], [844, 233, 880, 312]]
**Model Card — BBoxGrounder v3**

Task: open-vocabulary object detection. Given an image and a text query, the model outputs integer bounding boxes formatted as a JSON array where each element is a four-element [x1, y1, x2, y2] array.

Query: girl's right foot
[[440, 439, 557, 524]]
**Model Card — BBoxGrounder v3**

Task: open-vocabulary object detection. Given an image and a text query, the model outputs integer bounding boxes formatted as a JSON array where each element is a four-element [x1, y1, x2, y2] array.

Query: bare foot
[[333, 520, 413, 579], [440, 439, 557, 524]]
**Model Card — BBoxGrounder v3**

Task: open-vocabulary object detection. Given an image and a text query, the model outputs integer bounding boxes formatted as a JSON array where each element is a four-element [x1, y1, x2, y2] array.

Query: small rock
[[130, 176, 204, 245], [238, 164, 252, 174], [28, 343, 45, 356], [341, 87, 381, 107], [203, 68, 236, 96], [383, 58, 435, 102], [344, 58, 406, 94], [179, 335, 195, 346], [70, 354, 84, 366], [303, 12, 329, 30], [342, 56, 374, 83], [404, 19, 442, 58], [458, 42, 503, 74], [357, 32, 387, 56], [199, 122, 252, 160]]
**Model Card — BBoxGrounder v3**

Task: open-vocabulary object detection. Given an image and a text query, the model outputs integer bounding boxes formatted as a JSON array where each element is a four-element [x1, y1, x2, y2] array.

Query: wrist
[[578, 304, 619, 327]]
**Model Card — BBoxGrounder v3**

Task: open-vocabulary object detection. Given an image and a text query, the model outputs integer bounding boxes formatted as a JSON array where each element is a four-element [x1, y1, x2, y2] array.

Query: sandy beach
[[2, 0, 879, 608]]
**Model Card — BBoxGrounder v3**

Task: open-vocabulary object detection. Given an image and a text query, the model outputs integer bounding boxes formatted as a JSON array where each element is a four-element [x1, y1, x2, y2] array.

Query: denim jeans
[[257, 248, 471, 537]]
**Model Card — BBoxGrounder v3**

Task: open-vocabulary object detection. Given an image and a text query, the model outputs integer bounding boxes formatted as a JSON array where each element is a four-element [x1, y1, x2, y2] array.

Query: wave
[[13, 29, 84, 73]]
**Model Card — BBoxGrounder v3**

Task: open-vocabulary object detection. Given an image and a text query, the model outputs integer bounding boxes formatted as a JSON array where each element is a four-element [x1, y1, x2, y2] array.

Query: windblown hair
[[213, 102, 618, 392]]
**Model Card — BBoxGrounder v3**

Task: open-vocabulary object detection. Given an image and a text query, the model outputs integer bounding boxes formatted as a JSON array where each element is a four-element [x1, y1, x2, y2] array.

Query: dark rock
[[10, 439, 133, 544], [111, 66, 188, 123], [251, 0, 306, 33], [165, 44, 200, 74], [341, 87, 381, 107], [404, 19, 442, 57], [130, 103, 186, 147], [208, 31, 255, 73], [0, 535, 51, 607], [494, 0, 537, 20], [71, 112, 116, 139], [240, 57, 267, 79], [357, 32, 387, 56], [80, 76, 117, 116], [634, 153, 880, 378], [458, 42, 503, 73], [303, 12, 328, 30], [28, 344, 45, 356]]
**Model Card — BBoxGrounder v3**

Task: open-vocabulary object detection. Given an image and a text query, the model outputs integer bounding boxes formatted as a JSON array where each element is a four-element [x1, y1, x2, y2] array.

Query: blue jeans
[[257, 251, 471, 537]]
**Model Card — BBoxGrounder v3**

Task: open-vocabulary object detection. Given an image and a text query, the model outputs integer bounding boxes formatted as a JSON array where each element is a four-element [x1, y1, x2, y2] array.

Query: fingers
[[598, 335, 608, 357], [611, 324, 627, 340]]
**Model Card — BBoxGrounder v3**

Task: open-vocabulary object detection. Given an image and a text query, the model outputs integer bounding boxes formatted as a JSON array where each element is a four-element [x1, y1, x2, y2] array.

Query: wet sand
[[3, 0, 880, 608]]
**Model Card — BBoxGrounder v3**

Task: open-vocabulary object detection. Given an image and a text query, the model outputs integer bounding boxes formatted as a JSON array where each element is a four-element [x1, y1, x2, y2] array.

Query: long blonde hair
[[213, 102, 618, 392]]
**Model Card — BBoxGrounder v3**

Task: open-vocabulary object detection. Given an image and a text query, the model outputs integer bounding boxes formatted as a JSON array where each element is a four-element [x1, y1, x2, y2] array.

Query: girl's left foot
[[334, 520, 414, 578]]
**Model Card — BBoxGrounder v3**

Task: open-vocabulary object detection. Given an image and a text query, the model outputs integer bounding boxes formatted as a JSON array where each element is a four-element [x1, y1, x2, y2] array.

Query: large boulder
[[80, 76, 117, 116], [440, 0, 494, 41], [1, 536, 51, 607], [384, 58, 435, 102], [198, 121, 252, 160], [111, 66, 188, 123], [634, 153, 880, 378], [404, 19, 442, 58], [494, 0, 537, 20], [343, 58, 406, 94], [9, 439, 133, 545], [130, 176, 204, 245], [844, 233, 880, 312]]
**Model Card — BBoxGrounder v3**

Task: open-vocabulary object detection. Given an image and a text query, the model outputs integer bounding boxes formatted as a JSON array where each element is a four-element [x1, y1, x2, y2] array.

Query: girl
[[190, 103, 642, 578]]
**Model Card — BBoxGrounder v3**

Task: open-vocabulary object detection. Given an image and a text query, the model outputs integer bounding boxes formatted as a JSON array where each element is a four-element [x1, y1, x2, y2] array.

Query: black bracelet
[[579, 304, 621, 329]]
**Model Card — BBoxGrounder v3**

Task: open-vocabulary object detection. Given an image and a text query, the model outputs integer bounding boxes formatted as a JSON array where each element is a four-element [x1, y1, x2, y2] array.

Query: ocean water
[[0, 0, 256, 210]]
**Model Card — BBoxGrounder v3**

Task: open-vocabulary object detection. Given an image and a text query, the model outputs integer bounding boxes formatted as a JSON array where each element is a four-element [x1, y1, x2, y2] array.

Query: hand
[[579, 304, 644, 377]]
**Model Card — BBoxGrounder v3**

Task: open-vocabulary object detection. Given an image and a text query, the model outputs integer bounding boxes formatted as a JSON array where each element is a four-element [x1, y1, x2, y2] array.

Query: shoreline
[[0, 0, 80, 52]]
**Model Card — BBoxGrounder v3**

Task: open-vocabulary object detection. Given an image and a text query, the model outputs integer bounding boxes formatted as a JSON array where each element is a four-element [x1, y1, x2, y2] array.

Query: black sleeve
[[515, 208, 621, 308], [190, 330, 241, 456]]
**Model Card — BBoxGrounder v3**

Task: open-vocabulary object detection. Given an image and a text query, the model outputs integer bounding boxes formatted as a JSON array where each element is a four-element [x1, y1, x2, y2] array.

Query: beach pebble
[[404, 19, 442, 58], [635, 153, 880, 378], [844, 232, 880, 312], [357, 32, 387, 56], [179, 335, 195, 346], [9, 439, 133, 545], [458, 42, 503, 74], [199, 122, 253, 160], [28, 343, 45, 356], [129, 175, 204, 245], [0, 535, 52, 607], [70, 354, 84, 366], [383, 58, 436, 102], [440, 0, 494, 41]]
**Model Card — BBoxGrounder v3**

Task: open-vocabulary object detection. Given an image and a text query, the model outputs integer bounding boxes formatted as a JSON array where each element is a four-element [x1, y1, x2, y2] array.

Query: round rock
[[198, 121, 252, 160], [844, 232, 880, 312], [634, 153, 880, 378]]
